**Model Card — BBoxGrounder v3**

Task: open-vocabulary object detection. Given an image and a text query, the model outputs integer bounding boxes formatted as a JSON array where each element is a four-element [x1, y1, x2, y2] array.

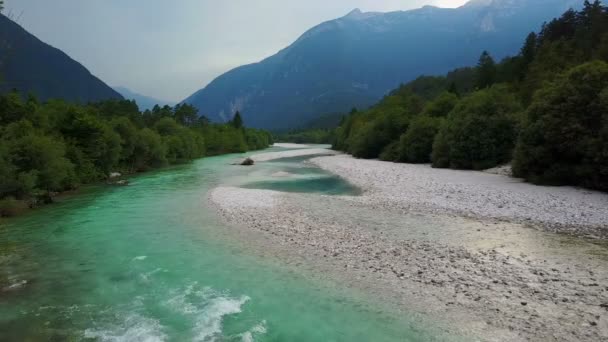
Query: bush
[[513, 61, 608, 190], [398, 116, 442, 163], [379, 141, 400, 161], [431, 86, 521, 170]]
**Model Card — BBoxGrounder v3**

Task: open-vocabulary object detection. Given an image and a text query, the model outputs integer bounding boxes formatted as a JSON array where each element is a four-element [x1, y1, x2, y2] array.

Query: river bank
[[209, 147, 608, 341]]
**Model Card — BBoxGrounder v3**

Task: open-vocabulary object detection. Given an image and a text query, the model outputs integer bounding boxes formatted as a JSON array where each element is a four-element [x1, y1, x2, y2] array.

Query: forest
[[0, 96, 272, 216], [332, 1, 608, 192]]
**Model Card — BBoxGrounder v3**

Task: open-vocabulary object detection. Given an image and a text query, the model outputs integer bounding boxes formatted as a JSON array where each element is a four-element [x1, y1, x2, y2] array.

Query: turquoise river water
[[0, 147, 437, 341]]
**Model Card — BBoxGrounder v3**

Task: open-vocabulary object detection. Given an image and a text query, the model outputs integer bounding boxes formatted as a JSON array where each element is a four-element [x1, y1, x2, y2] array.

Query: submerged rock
[[106, 179, 129, 186], [109, 172, 122, 179]]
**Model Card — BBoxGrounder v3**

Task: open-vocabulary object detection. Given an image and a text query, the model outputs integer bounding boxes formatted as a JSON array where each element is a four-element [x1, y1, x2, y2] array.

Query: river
[[0, 146, 436, 341]]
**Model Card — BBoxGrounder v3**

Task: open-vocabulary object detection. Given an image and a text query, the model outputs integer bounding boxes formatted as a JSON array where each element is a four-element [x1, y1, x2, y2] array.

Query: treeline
[[333, 1, 608, 192], [0, 96, 271, 216], [274, 129, 334, 144], [275, 112, 343, 144]]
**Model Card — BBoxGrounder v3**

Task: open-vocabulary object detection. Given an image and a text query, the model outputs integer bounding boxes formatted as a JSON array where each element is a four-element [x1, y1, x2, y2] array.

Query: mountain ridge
[[0, 14, 122, 103], [113, 86, 175, 111], [183, 0, 580, 129]]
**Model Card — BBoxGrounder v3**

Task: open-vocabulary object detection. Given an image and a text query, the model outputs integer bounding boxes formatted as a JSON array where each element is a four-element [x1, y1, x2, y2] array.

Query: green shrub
[[431, 86, 521, 170], [513, 61, 608, 190], [379, 141, 400, 161], [398, 116, 442, 163]]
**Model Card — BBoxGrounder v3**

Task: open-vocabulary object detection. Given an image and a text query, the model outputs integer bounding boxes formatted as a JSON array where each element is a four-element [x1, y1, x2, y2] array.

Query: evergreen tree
[[231, 111, 244, 129], [447, 82, 459, 96], [475, 51, 497, 89]]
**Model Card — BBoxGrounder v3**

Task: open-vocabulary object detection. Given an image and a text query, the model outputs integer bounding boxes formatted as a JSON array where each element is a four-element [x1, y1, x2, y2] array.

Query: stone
[[241, 158, 255, 166]]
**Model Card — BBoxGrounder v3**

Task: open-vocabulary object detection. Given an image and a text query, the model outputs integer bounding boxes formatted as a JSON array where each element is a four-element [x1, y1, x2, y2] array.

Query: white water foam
[[240, 320, 268, 342], [192, 294, 250, 341], [84, 313, 167, 342], [164, 282, 255, 341], [132, 256, 147, 261], [88, 283, 260, 342], [1, 279, 27, 291], [138, 268, 163, 283]]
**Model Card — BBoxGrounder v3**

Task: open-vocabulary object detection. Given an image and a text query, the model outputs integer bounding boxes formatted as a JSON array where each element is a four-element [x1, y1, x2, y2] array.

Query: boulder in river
[[241, 158, 255, 166]]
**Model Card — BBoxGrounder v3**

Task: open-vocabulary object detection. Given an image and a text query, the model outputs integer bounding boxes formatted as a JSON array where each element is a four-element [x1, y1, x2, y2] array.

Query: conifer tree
[[231, 111, 243, 129], [475, 51, 496, 89]]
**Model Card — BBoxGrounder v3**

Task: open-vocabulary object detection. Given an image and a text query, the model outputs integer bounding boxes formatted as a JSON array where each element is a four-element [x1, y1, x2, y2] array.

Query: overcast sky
[[4, 0, 468, 102]]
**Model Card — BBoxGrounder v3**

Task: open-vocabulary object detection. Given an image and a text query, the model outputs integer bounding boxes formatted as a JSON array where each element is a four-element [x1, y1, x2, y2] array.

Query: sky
[[4, 0, 468, 102]]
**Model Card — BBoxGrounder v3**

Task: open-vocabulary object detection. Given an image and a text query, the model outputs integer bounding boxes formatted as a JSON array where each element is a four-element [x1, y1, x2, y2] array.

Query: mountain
[[0, 14, 122, 102], [184, 0, 581, 130], [113, 86, 175, 111]]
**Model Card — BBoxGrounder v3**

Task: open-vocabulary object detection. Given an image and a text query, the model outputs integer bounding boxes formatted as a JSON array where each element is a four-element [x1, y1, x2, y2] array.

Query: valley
[[1, 0, 608, 341]]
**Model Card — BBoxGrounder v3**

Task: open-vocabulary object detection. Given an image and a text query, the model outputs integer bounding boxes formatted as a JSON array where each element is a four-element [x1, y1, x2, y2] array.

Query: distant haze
[[4, 0, 467, 102]]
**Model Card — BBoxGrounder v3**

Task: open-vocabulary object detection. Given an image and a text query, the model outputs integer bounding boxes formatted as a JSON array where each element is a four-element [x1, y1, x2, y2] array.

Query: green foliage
[[0, 94, 271, 214], [513, 61, 608, 191], [275, 129, 334, 144], [231, 111, 244, 129], [398, 116, 442, 163], [379, 141, 400, 161], [421, 92, 458, 118], [475, 51, 497, 89], [431, 86, 521, 170]]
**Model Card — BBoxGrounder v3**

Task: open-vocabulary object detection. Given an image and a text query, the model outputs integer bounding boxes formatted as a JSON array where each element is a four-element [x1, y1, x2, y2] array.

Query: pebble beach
[[209, 146, 608, 341]]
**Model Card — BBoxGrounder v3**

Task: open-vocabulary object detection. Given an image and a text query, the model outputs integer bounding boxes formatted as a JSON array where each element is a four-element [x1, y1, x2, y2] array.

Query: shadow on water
[[240, 154, 361, 196], [242, 175, 361, 195]]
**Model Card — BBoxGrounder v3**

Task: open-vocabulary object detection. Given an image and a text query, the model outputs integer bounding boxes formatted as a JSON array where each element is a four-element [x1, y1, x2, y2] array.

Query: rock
[[241, 158, 255, 166]]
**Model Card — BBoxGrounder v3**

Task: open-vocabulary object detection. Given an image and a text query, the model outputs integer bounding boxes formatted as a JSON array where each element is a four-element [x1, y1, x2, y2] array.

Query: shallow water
[[240, 154, 361, 195], [0, 149, 433, 341]]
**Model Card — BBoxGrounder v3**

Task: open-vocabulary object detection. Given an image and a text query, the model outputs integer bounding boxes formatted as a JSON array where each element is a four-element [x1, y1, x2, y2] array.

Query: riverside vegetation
[[0, 96, 272, 216], [328, 1, 608, 192]]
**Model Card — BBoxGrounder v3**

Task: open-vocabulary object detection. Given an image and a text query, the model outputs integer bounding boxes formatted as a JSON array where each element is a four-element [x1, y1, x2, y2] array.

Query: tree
[[422, 92, 458, 118], [517, 32, 538, 79], [173, 104, 199, 126], [231, 111, 244, 129], [432, 86, 521, 170], [521, 33, 538, 64], [447, 82, 459, 96], [398, 116, 442, 163], [6, 130, 75, 195], [513, 61, 608, 190], [475, 51, 497, 89]]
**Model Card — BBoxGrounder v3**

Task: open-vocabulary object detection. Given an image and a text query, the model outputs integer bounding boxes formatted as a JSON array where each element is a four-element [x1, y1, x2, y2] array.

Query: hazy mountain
[[184, 0, 580, 129], [113, 86, 175, 111], [0, 14, 122, 102]]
